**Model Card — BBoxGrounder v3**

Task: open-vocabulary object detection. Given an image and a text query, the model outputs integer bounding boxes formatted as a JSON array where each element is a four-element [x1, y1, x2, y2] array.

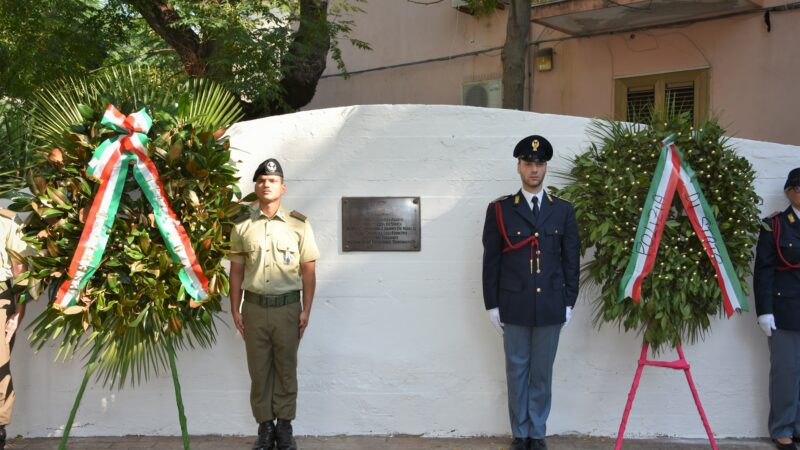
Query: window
[[614, 69, 709, 126]]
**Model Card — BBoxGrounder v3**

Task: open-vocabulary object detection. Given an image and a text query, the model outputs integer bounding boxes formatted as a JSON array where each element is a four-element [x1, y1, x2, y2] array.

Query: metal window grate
[[626, 85, 655, 124], [666, 81, 695, 124]]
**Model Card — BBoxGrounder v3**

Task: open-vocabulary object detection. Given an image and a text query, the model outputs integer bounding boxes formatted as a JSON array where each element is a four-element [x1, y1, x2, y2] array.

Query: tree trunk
[[257, 0, 331, 117], [126, 0, 215, 77], [502, 0, 530, 110]]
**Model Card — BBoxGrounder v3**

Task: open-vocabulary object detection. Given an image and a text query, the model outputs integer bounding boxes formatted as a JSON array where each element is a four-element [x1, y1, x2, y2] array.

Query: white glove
[[488, 308, 504, 335], [758, 314, 776, 337], [563, 306, 573, 327]]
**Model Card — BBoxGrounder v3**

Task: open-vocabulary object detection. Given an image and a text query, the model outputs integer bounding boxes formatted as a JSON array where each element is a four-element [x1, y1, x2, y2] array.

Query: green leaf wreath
[[9, 66, 247, 387], [552, 113, 761, 351]]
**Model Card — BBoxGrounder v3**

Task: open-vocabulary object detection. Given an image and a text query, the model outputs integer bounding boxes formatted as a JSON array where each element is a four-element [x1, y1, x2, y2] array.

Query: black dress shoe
[[253, 421, 276, 450], [529, 438, 548, 450], [774, 439, 798, 450], [275, 419, 298, 450], [509, 437, 527, 450], [0, 425, 6, 450]]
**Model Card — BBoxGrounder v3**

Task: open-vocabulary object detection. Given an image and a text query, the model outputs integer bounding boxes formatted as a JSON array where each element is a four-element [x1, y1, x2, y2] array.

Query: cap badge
[[532, 139, 540, 152], [266, 161, 277, 172]]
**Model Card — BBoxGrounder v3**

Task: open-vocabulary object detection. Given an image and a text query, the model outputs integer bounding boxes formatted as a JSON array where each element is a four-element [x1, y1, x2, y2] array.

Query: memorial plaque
[[342, 197, 421, 251]]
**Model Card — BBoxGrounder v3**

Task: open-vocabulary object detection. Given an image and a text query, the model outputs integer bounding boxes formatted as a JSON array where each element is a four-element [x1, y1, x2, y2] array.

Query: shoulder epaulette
[[0, 209, 16, 220], [290, 210, 307, 222], [491, 195, 510, 204]]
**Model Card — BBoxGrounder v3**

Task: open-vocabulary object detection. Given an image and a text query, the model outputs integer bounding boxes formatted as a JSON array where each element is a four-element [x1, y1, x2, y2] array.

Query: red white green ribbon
[[618, 135, 747, 317], [55, 104, 209, 309]]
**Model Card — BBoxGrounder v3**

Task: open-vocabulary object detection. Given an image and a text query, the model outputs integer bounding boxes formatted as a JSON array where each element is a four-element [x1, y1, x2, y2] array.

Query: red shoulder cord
[[772, 215, 800, 271], [495, 202, 540, 274]]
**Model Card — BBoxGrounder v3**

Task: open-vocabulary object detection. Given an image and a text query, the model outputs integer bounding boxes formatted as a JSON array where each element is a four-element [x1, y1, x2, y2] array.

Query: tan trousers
[[243, 300, 301, 423], [0, 297, 15, 426]]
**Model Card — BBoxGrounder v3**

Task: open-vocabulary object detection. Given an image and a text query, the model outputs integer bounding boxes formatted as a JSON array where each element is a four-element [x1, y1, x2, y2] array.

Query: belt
[[244, 290, 300, 307]]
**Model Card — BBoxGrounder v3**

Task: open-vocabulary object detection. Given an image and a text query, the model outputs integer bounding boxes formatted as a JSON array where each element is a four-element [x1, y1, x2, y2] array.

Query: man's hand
[[299, 310, 310, 339], [758, 314, 776, 337], [232, 310, 245, 337], [563, 306, 573, 327], [488, 307, 504, 335], [5, 313, 20, 344]]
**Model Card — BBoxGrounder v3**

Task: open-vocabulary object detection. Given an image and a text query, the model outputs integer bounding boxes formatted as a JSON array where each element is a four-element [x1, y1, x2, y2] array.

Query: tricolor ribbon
[[618, 135, 748, 317], [55, 104, 209, 309]]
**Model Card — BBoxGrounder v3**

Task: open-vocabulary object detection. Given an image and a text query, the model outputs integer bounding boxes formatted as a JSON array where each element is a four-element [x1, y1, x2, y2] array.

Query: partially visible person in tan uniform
[[0, 209, 27, 450], [229, 158, 319, 450]]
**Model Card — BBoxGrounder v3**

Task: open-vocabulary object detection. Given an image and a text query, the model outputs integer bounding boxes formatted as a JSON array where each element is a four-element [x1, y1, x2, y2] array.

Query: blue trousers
[[769, 329, 800, 440], [503, 323, 561, 439]]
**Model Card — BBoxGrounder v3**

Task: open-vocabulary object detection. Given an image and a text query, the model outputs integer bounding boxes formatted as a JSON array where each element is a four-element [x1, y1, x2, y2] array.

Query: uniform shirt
[[229, 206, 320, 295], [0, 216, 27, 282], [520, 188, 544, 212]]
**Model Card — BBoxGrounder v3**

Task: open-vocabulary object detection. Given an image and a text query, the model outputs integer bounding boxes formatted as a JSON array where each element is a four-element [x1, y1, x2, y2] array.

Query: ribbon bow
[[56, 104, 209, 309]]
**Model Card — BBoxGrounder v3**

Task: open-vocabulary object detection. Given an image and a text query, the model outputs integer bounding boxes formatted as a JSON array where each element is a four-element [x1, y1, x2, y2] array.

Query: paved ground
[[2, 435, 779, 450]]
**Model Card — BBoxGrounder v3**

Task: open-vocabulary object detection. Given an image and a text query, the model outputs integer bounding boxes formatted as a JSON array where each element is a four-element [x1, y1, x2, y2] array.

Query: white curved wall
[[10, 105, 800, 438]]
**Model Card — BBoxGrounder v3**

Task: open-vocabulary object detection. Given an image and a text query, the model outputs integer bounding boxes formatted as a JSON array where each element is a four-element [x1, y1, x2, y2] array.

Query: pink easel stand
[[614, 341, 718, 450]]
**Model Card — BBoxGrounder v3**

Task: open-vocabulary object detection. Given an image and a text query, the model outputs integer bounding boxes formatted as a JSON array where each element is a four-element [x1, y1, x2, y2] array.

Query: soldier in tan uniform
[[0, 209, 27, 450], [229, 159, 319, 450]]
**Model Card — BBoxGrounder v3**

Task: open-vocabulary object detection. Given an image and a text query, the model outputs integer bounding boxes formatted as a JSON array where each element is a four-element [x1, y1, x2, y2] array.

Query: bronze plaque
[[342, 197, 421, 252]]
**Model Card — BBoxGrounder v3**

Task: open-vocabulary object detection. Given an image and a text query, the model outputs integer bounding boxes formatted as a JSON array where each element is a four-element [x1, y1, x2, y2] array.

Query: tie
[[532, 196, 539, 218]]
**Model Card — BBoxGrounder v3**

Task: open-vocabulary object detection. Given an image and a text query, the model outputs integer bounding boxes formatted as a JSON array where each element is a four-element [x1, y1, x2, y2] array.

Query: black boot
[[275, 419, 297, 450], [0, 425, 6, 450], [252, 420, 276, 450]]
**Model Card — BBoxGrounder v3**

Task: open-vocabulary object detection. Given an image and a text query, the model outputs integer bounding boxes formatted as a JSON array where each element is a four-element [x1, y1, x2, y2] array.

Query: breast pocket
[[779, 237, 800, 265], [544, 225, 562, 254], [274, 236, 300, 266]]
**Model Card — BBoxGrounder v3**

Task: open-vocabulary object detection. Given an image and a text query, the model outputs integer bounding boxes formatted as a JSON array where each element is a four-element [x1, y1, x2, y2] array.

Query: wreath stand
[[58, 336, 190, 450], [615, 340, 718, 450]]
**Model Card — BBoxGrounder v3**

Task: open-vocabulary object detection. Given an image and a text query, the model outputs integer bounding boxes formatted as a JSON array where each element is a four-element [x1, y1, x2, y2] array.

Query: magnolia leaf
[[62, 305, 86, 315]]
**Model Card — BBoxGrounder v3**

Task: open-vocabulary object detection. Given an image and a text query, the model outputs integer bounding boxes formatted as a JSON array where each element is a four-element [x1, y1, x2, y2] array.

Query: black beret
[[513, 135, 553, 162], [785, 167, 800, 190], [253, 158, 284, 181]]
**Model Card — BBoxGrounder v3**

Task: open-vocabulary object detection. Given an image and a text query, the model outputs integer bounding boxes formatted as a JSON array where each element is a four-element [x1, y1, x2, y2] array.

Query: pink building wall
[[306, 2, 800, 145]]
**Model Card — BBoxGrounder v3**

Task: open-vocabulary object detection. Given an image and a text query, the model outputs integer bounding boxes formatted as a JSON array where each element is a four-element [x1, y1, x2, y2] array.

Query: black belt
[[244, 290, 300, 307]]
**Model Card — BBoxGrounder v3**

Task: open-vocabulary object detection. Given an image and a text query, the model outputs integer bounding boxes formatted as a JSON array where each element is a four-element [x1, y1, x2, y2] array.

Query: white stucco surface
[[9, 105, 800, 438]]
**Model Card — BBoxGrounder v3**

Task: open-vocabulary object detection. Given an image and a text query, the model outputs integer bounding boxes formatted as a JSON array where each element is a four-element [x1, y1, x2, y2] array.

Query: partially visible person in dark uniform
[[482, 135, 580, 450], [0, 209, 28, 450], [755, 167, 800, 450]]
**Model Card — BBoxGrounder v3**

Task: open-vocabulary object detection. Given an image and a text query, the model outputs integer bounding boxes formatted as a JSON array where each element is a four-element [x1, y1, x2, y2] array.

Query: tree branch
[[124, 0, 214, 76]]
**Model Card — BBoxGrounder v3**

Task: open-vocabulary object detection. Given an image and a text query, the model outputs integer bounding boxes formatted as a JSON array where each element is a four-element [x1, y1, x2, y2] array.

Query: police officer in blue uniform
[[755, 167, 800, 450], [482, 135, 580, 450]]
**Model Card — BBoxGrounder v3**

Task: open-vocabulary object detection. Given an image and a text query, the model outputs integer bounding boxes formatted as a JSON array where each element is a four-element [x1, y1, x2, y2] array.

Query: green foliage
[[462, 0, 502, 17], [0, 0, 132, 101], [0, 0, 370, 115], [0, 102, 33, 196], [10, 66, 248, 388], [551, 113, 761, 351]]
